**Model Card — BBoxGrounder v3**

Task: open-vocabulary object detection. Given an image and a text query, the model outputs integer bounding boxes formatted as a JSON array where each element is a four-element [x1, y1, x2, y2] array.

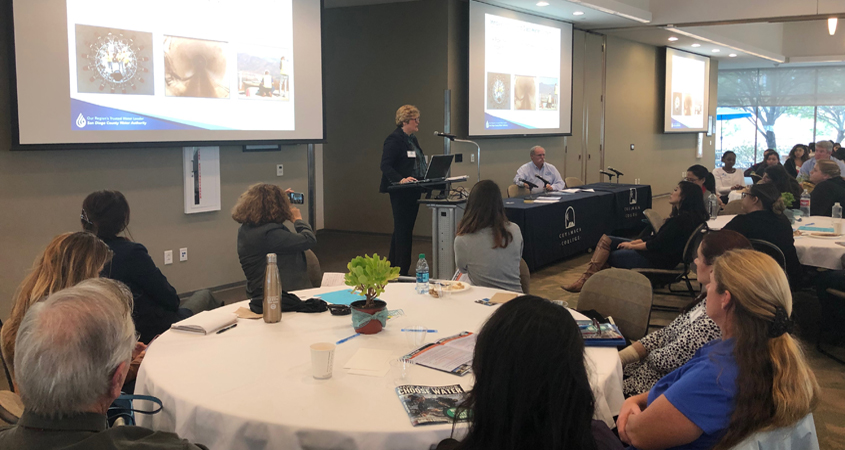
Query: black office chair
[[749, 239, 787, 274], [634, 223, 708, 300]]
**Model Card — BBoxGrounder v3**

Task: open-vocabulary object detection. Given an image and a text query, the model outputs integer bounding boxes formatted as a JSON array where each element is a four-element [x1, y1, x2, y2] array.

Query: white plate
[[435, 281, 472, 293], [805, 233, 842, 240]]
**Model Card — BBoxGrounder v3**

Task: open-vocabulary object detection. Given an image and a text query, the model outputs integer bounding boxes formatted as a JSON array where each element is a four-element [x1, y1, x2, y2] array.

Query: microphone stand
[[443, 137, 481, 183]]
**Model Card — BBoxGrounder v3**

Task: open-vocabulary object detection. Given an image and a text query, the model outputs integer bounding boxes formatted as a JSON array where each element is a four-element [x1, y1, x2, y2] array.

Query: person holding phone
[[380, 105, 426, 276], [232, 183, 317, 313]]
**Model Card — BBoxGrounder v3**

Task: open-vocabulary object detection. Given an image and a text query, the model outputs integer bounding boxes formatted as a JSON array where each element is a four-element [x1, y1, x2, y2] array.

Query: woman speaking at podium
[[379, 105, 427, 276]]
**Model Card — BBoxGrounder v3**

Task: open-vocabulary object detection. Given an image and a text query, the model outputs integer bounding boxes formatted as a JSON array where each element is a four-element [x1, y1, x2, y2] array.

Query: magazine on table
[[577, 320, 626, 347], [402, 331, 476, 376], [395, 384, 467, 426]]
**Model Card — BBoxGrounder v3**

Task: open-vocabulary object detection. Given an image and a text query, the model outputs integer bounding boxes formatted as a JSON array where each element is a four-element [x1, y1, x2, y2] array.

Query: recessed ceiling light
[[536, 1, 549, 6], [668, 37, 679, 41], [573, 11, 585, 16], [712, 49, 721, 53], [691, 43, 701, 48], [729, 53, 737, 57]]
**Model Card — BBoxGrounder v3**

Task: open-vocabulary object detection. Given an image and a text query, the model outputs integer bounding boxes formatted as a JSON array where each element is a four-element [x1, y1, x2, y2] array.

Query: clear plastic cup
[[405, 325, 427, 350]]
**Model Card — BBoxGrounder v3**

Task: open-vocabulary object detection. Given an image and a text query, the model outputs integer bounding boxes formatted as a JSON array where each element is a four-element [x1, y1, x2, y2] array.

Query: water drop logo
[[75, 114, 87, 128], [485, 121, 490, 129]]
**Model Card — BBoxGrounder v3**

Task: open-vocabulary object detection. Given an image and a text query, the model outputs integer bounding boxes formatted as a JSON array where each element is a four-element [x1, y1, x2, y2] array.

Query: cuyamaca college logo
[[565, 206, 575, 229]]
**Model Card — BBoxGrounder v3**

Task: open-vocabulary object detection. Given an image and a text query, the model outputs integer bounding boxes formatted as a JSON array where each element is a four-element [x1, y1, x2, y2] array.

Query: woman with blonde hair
[[233, 183, 316, 313], [617, 250, 818, 450], [1, 232, 113, 383]]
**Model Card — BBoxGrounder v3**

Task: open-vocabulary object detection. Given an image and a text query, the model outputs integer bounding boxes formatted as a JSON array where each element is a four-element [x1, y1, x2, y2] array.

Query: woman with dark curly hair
[[233, 183, 316, 313], [784, 144, 809, 178], [82, 190, 221, 343]]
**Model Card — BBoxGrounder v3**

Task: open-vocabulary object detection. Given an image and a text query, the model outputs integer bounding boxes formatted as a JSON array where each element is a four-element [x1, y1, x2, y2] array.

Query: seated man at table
[[0, 279, 208, 450], [799, 140, 845, 180], [809, 160, 845, 216], [513, 145, 565, 194]]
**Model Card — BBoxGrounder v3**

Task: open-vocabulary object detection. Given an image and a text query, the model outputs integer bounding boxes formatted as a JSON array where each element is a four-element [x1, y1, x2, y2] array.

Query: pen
[[216, 323, 237, 334], [803, 223, 815, 226], [336, 333, 360, 345], [401, 328, 438, 333]]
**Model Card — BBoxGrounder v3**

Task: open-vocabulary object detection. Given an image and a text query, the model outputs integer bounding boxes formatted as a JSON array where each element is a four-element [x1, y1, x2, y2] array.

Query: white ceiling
[[325, 0, 845, 69]]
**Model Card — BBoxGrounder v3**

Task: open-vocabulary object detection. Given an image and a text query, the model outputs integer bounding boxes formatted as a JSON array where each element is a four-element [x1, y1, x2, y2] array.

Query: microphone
[[607, 167, 624, 176], [434, 131, 457, 140], [536, 175, 552, 186], [600, 170, 615, 179], [519, 178, 539, 189]]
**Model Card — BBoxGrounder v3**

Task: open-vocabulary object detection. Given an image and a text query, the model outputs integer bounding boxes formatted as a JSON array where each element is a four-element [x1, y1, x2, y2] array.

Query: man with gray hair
[[513, 145, 565, 194], [0, 278, 207, 449], [798, 140, 845, 179]]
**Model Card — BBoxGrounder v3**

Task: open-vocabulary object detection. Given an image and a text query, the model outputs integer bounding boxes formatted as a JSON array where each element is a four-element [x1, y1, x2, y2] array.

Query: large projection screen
[[664, 48, 710, 133], [469, 1, 573, 137], [10, 0, 324, 148]]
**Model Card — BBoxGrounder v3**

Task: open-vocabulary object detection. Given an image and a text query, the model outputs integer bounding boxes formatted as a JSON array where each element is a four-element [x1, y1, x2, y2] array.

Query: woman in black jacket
[[763, 164, 803, 208], [564, 181, 708, 292], [784, 144, 809, 178], [380, 104, 426, 275], [82, 190, 221, 343], [723, 182, 802, 287], [809, 159, 845, 216], [232, 183, 317, 313]]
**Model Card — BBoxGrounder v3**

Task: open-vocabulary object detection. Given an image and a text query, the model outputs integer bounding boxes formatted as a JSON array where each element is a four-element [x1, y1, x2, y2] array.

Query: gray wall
[[0, 10, 310, 318]]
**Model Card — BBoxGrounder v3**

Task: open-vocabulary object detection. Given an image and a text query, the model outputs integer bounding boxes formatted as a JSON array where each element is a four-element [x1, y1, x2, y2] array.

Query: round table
[[709, 214, 845, 270], [135, 283, 624, 450]]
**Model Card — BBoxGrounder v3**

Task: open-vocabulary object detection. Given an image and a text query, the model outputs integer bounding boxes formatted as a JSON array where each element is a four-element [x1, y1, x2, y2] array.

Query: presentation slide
[[664, 48, 710, 133], [12, 0, 323, 147], [469, 1, 573, 137]]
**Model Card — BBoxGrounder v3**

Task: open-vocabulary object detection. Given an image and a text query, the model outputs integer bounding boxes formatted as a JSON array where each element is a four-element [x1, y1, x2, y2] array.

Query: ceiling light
[[536, 1, 549, 6], [573, 11, 585, 16], [729, 53, 737, 57], [668, 37, 679, 41], [691, 43, 701, 48], [829, 18, 838, 35], [712, 49, 721, 53]]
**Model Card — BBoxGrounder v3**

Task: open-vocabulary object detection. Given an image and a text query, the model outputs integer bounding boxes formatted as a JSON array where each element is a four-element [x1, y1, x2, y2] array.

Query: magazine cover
[[576, 320, 626, 347], [396, 384, 467, 426], [402, 332, 476, 376]]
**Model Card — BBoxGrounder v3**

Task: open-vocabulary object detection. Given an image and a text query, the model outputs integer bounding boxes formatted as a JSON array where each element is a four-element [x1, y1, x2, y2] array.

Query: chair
[[565, 177, 584, 187], [643, 209, 663, 233], [721, 200, 744, 215], [0, 391, 23, 425], [749, 239, 786, 272], [0, 320, 12, 391], [578, 269, 653, 342], [519, 258, 530, 294], [819, 288, 845, 365], [728, 413, 819, 450], [634, 223, 707, 298], [507, 184, 530, 198], [305, 250, 322, 288]]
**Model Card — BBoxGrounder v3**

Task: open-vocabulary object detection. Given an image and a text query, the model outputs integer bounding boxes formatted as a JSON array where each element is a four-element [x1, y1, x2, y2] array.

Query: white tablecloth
[[135, 283, 624, 450], [709, 215, 845, 270]]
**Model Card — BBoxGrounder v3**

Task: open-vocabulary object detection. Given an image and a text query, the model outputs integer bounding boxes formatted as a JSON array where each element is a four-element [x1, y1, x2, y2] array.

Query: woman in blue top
[[616, 250, 819, 450]]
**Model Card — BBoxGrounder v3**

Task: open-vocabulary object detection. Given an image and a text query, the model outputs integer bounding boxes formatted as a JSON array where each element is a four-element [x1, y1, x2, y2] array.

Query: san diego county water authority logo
[[76, 114, 87, 128]]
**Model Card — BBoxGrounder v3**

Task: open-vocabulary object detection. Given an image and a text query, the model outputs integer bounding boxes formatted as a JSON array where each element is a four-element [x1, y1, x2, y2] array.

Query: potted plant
[[344, 254, 400, 334]]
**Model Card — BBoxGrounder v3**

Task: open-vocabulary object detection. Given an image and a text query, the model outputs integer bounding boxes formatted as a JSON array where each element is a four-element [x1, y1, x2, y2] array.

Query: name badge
[[407, 151, 416, 158]]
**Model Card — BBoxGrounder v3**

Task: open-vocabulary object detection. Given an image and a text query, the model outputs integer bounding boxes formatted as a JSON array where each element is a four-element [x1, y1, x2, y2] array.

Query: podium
[[387, 176, 468, 279]]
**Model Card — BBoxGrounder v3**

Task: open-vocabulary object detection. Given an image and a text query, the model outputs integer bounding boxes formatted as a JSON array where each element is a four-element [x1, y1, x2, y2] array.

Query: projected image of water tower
[[486, 72, 511, 110]]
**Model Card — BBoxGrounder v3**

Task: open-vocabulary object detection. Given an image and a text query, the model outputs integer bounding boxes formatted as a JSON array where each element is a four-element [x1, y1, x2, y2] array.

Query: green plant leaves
[[344, 253, 400, 306]]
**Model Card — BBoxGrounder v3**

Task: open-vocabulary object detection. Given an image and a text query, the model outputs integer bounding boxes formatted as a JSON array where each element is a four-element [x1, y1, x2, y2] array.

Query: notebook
[[170, 310, 237, 335]]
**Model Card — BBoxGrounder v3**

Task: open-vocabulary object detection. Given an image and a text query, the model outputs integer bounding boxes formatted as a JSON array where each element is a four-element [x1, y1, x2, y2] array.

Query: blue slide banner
[[70, 99, 229, 131], [484, 112, 531, 130]]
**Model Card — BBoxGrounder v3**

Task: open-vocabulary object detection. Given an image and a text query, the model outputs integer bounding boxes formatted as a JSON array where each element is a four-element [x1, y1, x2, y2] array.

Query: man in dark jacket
[[380, 105, 426, 275]]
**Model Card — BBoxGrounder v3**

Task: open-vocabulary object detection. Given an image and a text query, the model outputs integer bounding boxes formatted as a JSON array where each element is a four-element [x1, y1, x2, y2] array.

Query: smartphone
[[287, 192, 305, 204]]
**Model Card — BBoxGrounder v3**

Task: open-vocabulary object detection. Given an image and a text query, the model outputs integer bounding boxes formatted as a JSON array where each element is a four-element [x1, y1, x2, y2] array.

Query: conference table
[[135, 284, 624, 450], [505, 183, 652, 271], [709, 215, 845, 270]]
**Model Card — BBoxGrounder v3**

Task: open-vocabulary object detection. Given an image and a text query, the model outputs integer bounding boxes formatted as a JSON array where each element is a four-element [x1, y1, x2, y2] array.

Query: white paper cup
[[405, 326, 427, 349], [310, 342, 336, 379], [390, 358, 415, 386]]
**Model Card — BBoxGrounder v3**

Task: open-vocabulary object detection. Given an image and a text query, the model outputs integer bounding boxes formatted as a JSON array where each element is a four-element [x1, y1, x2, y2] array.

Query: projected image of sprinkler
[[75, 24, 153, 95]]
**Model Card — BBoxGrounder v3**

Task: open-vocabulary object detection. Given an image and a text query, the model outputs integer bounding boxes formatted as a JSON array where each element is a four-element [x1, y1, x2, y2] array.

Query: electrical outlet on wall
[[179, 248, 188, 262], [470, 154, 475, 163], [276, 164, 284, 176], [164, 250, 173, 265]]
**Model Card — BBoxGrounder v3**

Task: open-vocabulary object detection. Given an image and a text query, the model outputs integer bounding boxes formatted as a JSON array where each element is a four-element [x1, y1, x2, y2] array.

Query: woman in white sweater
[[712, 151, 745, 204], [454, 180, 524, 293]]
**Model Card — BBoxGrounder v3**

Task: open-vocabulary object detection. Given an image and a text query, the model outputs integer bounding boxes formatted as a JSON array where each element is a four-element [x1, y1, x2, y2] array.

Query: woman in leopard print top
[[619, 230, 752, 397]]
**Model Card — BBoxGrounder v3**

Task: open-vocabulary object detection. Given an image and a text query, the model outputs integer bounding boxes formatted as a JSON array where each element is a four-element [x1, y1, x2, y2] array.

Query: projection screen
[[664, 47, 710, 133]]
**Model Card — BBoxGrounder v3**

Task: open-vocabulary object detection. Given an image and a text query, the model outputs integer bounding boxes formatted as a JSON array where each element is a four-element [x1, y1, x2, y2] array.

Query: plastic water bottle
[[415, 254, 429, 294], [800, 189, 811, 218], [708, 192, 720, 220], [833, 202, 842, 235]]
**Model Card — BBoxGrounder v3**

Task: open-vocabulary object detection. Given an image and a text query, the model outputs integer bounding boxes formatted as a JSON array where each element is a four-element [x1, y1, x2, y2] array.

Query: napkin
[[235, 307, 263, 320], [343, 348, 393, 377]]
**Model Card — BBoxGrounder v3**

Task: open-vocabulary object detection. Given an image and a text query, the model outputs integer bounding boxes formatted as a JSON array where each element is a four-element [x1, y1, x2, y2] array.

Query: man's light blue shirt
[[513, 162, 565, 193], [798, 156, 845, 179]]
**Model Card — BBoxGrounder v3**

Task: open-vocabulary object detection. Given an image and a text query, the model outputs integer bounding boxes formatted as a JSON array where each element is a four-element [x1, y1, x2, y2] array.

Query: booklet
[[577, 320, 626, 347], [170, 310, 237, 335], [403, 332, 476, 376], [396, 384, 467, 426]]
